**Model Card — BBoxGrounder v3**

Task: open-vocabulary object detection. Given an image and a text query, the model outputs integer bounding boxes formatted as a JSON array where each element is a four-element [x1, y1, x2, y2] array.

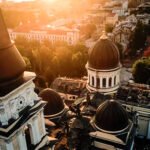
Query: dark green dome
[[88, 36, 120, 70], [95, 100, 129, 132], [39, 88, 65, 116]]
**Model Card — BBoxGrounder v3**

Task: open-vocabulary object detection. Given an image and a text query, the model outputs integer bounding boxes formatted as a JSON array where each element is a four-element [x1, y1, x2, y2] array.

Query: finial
[[100, 31, 108, 40]]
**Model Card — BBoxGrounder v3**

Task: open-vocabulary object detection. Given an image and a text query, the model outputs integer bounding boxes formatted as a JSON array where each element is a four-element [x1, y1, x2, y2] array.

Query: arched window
[[103, 78, 106, 87], [109, 78, 112, 87], [97, 78, 100, 88], [92, 77, 94, 86], [114, 76, 116, 85]]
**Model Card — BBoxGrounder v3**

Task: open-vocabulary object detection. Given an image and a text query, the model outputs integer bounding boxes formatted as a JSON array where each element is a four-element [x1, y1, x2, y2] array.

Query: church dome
[[88, 33, 120, 70], [39, 88, 65, 117], [94, 100, 129, 133]]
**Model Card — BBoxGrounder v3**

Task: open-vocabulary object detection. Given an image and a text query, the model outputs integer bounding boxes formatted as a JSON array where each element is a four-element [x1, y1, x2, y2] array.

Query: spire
[[100, 31, 108, 40], [0, 8, 26, 95], [0, 9, 12, 50]]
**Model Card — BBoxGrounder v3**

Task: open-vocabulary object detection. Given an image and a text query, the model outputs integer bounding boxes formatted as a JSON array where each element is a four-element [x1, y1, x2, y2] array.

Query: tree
[[128, 21, 150, 57], [71, 43, 88, 77], [132, 57, 150, 84], [15, 36, 88, 87], [52, 46, 72, 76], [80, 23, 96, 38], [128, 21, 145, 56]]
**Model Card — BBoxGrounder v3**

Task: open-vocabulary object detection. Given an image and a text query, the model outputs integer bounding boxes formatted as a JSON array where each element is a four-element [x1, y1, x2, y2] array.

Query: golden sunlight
[[43, 0, 56, 3]]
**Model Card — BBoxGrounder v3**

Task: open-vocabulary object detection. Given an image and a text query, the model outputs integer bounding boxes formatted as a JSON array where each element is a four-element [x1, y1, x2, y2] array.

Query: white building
[[112, 15, 137, 51], [105, 0, 128, 16], [116, 83, 150, 139], [8, 26, 80, 45]]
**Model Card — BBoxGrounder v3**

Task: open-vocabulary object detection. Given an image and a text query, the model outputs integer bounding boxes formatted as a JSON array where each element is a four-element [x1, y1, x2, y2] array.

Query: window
[[109, 78, 112, 87], [97, 78, 100, 88], [92, 77, 94, 86], [114, 76, 116, 85], [103, 78, 106, 87]]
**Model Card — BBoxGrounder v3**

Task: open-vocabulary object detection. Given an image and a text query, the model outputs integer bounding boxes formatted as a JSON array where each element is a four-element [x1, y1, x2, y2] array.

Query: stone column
[[12, 135, 20, 150], [112, 76, 114, 87], [18, 130, 27, 150], [106, 77, 109, 88], [29, 118, 41, 145], [100, 77, 103, 88], [95, 76, 97, 88], [28, 123, 37, 145], [0, 140, 6, 150], [6, 140, 13, 150], [33, 116, 41, 143], [40, 111, 46, 136]]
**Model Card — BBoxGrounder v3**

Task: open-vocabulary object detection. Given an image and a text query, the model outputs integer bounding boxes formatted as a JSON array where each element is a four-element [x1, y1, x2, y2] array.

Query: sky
[[7, 0, 56, 1], [7, 0, 35, 2]]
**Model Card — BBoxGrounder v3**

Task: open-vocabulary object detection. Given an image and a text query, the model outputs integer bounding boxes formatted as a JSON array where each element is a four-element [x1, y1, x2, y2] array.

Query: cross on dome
[[100, 31, 108, 40]]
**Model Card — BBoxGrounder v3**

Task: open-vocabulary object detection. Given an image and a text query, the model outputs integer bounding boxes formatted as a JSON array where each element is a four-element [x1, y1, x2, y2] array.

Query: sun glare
[[43, 0, 56, 3]]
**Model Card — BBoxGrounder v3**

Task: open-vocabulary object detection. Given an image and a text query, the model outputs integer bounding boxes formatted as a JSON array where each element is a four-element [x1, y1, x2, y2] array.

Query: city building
[[9, 26, 80, 45], [116, 82, 150, 139], [51, 77, 87, 103], [112, 15, 137, 51], [104, 0, 128, 16]]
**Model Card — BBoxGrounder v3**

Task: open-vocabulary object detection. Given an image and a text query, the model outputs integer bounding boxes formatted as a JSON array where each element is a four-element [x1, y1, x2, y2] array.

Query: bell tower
[[0, 9, 49, 150]]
